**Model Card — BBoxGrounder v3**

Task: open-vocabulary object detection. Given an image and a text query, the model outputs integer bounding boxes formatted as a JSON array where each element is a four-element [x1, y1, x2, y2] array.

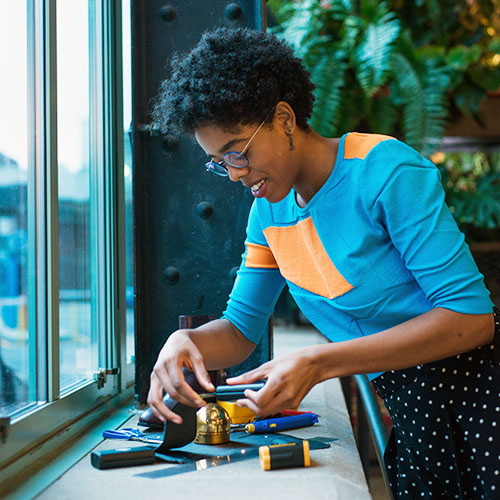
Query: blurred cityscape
[[0, 140, 134, 413]]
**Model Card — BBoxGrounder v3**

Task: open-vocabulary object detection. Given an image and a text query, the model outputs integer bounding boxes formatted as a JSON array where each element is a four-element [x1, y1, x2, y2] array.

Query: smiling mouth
[[250, 179, 265, 193]]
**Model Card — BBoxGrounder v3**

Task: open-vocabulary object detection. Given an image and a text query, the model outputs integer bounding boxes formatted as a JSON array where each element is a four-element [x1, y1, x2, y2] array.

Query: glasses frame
[[205, 118, 267, 176]]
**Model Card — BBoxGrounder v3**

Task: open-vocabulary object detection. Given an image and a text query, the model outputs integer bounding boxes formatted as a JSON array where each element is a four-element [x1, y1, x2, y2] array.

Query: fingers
[[165, 363, 207, 407], [149, 399, 183, 424], [235, 390, 281, 416], [190, 353, 215, 393], [235, 378, 282, 416], [147, 332, 216, 422], [147, 374, 183, 424], [150, 361, 206, 417], [226, 366, 265, 385]]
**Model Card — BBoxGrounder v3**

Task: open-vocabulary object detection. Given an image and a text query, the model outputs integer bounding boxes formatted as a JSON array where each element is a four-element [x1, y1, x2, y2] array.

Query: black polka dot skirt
[[372, 308, 500, 499]]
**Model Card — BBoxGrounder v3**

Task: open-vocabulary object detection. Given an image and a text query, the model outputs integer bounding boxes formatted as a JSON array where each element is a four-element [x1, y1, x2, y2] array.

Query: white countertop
[[38, 326, 371, 500]]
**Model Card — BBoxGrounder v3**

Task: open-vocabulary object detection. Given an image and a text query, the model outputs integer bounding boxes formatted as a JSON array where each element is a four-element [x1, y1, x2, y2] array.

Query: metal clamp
[[94, 368, 120, 389], [137, 122, 162, 137]]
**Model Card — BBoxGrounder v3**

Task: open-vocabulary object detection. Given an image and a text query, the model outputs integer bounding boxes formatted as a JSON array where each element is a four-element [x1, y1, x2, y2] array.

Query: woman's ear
[[273, 101, 296, 136]]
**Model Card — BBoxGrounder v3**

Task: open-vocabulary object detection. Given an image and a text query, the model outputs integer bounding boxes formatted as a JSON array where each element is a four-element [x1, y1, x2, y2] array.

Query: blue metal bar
[[354, 374, 394, 500]]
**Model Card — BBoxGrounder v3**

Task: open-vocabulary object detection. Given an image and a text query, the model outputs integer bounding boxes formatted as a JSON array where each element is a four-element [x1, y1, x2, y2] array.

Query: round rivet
[[159, 5, 176, 22], [161, 134, 179, 152], [196, 201, 213, 219], [163, 266, 180, 284], [225, 3, 242, 20], [229, 266, 239, 279]]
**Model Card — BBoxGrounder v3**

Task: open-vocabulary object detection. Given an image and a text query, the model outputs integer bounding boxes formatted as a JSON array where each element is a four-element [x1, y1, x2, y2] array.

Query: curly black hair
[[151, 27, 315, 135]]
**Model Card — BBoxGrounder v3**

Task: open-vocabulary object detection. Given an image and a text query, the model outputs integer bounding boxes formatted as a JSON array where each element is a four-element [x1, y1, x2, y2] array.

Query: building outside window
[[0, 0, 134, 477]]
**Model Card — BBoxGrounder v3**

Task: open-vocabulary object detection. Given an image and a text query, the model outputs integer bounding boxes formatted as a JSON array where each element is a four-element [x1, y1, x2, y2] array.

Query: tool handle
[[215, 382, 266, 394], [259, 441, 310, 470], [200, 382, 266, 401], [246, 413, 319, 434]]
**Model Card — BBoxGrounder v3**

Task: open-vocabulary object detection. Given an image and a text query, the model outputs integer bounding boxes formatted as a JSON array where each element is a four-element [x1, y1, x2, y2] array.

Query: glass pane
[[57, 0, 95, 390], [123, 0, 135, 364], [0, 2, 31, 414]]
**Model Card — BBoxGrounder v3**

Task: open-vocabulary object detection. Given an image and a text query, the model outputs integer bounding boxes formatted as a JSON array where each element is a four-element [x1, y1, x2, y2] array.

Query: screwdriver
[[199, 382, 266, 401], [245, 412, 319, 434]]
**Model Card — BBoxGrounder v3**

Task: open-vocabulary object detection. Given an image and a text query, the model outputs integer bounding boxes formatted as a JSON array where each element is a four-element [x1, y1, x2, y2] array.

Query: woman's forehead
[[194, 123, 251, 156]]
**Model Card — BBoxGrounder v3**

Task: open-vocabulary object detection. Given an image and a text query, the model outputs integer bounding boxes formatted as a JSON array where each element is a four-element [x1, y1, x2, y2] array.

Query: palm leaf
[[279, 0, 320, 58], [354, 1, 400, 97], [391, 38, 450, 154], [309, 48, 347, 137]]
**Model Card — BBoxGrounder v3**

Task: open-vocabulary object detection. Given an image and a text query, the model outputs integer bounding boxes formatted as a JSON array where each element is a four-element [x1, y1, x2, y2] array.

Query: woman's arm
[[229, 308, 494, 416], [313, 307, 494, 381]]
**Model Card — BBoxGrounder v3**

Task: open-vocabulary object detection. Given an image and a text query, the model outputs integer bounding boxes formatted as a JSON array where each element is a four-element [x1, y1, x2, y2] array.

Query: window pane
[[0, 2, 31, 414], [57, 0, 96, 390], [123, 0, 135, 364]]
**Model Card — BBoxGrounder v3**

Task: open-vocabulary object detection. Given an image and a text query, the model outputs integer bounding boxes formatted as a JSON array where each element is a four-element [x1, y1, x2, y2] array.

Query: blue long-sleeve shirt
[[222, 132, 493, 379]]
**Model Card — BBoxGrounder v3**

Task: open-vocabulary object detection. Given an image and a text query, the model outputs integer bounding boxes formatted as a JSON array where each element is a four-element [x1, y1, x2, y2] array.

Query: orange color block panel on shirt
[[344, 132, 394, 160], [263, 218, 353, 299], [245, 242, 279, 269]]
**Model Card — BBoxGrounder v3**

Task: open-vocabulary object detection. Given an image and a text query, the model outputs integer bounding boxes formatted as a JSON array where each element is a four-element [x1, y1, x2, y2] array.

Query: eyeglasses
[[205, 119, 267, 176]]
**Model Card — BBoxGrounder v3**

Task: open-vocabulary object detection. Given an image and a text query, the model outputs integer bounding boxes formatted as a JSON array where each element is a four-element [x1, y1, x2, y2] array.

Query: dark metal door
[[131, 1, 270, 403]]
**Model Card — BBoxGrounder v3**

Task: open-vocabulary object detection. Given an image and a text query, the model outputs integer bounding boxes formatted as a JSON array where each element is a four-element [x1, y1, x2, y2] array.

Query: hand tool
[[91, 446, 156, 469], [245, 412, 319, 434], [199, 382, 266, 401], [259, 440, 310, 470], [101, 428, 163, 445]]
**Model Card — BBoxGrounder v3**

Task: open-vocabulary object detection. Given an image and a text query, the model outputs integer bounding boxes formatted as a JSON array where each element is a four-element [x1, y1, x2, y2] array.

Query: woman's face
[[194, 118, 299, 204]]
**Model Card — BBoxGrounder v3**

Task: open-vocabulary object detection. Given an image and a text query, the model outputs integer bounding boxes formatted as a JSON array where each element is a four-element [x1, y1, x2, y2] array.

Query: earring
[[287, 132, 295, 151]]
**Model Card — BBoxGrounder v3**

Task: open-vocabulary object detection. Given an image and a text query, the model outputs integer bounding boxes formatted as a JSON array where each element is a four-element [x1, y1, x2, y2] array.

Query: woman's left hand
[[225, 347, 320, 416]]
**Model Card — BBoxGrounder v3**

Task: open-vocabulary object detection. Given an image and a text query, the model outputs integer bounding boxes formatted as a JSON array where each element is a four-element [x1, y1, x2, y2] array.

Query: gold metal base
[[194, 403, 231, 445]]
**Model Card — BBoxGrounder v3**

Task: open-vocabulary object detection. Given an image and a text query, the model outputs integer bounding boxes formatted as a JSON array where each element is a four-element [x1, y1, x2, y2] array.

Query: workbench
[[37, 327, 371, 500]]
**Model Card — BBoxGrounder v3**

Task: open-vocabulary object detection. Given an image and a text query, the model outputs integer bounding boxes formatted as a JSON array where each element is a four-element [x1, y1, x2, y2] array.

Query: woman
[[148, 27, 499, 498]]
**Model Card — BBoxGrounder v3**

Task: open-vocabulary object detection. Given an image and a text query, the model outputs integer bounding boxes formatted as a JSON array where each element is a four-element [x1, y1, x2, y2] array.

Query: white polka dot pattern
[[372, 307, 500, 498]]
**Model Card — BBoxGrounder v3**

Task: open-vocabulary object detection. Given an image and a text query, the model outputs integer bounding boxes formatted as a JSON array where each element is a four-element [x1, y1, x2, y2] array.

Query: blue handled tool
[[244, 413, 319, 434], [102, 428, 163, 445]]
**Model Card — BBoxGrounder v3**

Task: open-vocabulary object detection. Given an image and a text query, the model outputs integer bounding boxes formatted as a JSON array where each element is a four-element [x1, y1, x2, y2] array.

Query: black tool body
[[200, 382, 266, 401], [91, 402, 197, 470], [91, 446, 155, 469]]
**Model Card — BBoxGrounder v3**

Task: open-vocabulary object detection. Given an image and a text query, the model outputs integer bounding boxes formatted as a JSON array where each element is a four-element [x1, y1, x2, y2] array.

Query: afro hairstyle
[[151, 27, 315, 135]]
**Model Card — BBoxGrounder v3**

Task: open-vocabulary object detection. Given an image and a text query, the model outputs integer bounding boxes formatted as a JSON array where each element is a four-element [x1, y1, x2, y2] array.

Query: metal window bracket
[[137, 122, 162, 136], [0, 416, 11, 443], [94, 368, 120, 389]]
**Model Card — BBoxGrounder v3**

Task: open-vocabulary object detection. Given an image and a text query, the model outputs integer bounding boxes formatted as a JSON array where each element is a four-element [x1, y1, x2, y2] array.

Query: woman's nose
[[227, 165, 249, 182]]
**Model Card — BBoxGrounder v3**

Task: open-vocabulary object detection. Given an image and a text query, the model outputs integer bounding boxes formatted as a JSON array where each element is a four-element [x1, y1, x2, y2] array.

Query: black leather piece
[[155, 402, 198, 452]]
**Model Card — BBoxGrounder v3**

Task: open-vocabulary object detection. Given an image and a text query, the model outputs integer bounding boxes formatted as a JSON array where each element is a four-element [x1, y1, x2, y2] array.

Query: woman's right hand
[[147, 329, 215, 423]]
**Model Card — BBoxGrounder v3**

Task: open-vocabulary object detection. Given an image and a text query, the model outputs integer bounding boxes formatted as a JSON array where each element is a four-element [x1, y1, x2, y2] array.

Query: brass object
[[194, 403, 231, 445]]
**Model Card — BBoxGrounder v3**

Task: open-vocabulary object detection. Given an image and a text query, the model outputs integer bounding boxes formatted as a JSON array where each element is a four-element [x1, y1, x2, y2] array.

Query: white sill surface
[[35, 325, 370, 500]]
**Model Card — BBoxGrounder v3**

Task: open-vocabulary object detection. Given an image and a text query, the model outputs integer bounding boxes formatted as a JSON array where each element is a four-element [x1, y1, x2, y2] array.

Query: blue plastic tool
[[102, 428, 162, 444], [244, 413, 319, 434]]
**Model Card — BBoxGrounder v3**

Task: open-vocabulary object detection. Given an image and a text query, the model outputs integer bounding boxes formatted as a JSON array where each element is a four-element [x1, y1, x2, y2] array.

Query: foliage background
[[268, 0, 500, 157]]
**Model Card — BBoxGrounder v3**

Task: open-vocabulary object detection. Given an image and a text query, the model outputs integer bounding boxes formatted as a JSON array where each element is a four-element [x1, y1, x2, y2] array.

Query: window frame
[[0, 0, 132, 477]]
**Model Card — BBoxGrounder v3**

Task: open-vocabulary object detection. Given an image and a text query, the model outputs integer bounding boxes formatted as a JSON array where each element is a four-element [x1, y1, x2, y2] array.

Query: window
[[0, 1, 30, 414], [0, 0, 132, 471], [123, 0, 135, 366], [57, 0, 95, 391]]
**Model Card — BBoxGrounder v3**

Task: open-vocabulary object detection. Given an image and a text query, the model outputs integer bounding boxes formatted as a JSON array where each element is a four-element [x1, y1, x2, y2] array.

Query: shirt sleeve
[[361, 139, 493, 314], [222, 201, 286, 344]]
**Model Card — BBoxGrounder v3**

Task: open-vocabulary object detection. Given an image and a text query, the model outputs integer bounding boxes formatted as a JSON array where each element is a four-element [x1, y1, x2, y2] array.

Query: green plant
[[433, 150, 500, 240], [269, 0, 500, 156]]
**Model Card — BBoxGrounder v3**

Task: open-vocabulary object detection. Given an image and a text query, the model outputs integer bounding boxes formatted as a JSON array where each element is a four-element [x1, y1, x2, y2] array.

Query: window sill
[[0, 386, 135, 499]]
